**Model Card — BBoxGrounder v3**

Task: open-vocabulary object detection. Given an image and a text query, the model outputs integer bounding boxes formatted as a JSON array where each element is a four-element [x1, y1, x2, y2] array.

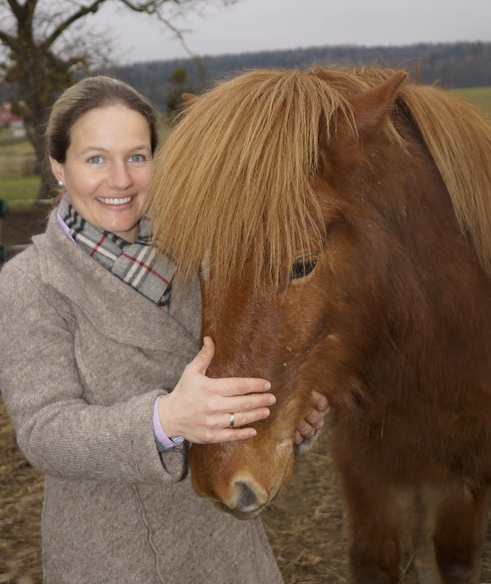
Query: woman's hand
[[158, 337, 276, 444], [294, 390, 329, 445]]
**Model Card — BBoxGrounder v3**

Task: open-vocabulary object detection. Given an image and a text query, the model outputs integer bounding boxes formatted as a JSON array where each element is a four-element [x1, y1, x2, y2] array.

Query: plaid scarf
[[58, 197, 174, 310]]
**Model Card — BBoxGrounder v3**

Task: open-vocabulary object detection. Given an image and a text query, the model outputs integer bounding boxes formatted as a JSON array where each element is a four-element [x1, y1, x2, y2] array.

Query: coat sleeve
[[0, 259, 188, 484]]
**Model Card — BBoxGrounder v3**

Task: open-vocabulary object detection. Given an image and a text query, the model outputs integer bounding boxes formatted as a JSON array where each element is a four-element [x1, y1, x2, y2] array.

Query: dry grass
[[0, 398, 43, 584]]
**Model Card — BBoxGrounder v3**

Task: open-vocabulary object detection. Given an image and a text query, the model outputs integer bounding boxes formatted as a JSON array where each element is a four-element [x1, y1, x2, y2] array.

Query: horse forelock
[[149, 65, 491, 285], [149, 67, 356, 287]]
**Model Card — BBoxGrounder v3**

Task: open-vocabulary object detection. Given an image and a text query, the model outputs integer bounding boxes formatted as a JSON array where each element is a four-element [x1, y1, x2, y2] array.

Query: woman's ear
[[49, 156, 65, 185]]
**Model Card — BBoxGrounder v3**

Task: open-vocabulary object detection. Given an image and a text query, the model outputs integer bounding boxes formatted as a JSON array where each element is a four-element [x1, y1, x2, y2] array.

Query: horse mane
[[149, 65, 491, 285], [401, 84, 491, 276]]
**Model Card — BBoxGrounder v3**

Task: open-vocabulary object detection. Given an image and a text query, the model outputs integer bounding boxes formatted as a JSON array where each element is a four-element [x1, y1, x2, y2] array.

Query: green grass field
[[452, 87, 491, 118], [0, 88, 489, 208], [0, 126, 39, 206], [0, 175, 42, 206]]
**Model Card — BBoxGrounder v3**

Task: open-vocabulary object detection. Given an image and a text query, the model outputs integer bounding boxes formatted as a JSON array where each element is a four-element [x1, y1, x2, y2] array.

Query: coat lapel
[[35, 212, 202, 357]]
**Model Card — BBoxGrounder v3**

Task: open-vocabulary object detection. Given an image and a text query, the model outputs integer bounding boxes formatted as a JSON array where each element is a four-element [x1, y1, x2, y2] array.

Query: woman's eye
[[88, 155, 104, 164], [129, 154, 145, 163], [291, 255, 318, 280]]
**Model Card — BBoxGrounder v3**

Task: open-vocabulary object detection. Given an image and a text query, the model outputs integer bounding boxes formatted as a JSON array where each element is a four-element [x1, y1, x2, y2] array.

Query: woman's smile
[[96, 196, 134, 205]]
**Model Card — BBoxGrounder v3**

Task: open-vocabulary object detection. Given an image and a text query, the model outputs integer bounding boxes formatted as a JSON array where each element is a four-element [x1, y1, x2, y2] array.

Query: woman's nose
[[107, 162, 134, 189]]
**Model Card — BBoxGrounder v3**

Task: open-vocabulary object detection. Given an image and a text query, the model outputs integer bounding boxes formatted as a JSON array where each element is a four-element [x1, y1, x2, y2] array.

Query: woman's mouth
[[96, 196, 133, 205]]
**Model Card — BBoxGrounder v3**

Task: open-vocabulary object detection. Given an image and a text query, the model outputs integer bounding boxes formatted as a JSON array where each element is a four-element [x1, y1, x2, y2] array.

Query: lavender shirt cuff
[[153, 395, 184, 452], [56, 209, 75, 243]]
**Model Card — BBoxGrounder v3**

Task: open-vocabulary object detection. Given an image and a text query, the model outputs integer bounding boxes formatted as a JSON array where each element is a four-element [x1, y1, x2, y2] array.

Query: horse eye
[[291, 255, 318, 280]]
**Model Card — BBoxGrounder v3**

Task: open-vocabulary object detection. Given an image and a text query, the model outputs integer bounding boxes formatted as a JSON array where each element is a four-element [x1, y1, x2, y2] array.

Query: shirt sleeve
[[153, 395, 184, 451]]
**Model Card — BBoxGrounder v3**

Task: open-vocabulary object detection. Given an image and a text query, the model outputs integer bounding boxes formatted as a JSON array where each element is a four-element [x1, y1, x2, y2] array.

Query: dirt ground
[[2, 207, 491, 583]]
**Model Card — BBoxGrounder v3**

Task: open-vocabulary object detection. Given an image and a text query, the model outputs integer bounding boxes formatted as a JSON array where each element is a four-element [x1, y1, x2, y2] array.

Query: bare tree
[[0, 0, 238, 198]]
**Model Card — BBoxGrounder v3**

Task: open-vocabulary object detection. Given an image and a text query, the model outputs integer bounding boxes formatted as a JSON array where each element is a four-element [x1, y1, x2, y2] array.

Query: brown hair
[[46, 76, 159, 163]]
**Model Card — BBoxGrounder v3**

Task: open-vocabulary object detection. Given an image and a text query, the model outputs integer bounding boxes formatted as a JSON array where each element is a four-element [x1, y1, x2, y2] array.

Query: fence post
[[0, 199, 7, 219], [0, 199, 53, 264]]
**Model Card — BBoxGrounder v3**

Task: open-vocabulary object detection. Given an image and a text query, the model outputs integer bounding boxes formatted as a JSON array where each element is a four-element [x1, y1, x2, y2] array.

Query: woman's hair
[[46, 76, 159, 163]]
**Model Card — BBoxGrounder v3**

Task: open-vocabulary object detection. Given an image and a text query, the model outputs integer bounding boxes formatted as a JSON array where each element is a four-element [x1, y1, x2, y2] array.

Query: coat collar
[[33, 211, 202, 356]]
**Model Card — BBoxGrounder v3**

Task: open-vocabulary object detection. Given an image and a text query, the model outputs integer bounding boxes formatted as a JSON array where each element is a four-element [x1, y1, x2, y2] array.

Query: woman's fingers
[[311, 390, 329, 416], [294, 390, 329, 445], [294, 423, 316, 444], [215, 428, 260, 443], [187, 336, 215, 375], [214, 388, 276, 414], [201, 375, 273, 398], [219, 404, 272, 429]]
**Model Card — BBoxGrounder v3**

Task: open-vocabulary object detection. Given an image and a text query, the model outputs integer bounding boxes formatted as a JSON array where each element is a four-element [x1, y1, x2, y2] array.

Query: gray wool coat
[[0, 211, 284, 584]]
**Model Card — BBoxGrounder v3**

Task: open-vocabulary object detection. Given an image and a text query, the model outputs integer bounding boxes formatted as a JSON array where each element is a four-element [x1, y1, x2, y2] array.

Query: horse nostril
[[235, 481, 260, 513]]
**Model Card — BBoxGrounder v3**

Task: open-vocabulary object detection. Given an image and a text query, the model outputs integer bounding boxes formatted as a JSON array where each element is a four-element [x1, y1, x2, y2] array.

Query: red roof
[[0, 103, 23, 124]]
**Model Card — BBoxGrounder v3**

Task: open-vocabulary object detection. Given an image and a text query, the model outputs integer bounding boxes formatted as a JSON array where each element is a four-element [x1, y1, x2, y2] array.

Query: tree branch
[[116, 0, 180, 13], [0, 29, 19, 52], [42, 0, 108, 49], [6, 0, 23, 18]]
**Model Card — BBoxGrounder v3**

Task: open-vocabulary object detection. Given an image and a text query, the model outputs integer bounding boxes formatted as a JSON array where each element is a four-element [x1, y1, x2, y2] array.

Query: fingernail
[[264, 381, 271, 390], [268, 395, 276, 405]]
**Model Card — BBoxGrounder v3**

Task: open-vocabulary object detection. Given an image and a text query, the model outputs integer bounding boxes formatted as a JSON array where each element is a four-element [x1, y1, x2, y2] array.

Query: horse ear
[[182, 93, 198, 107], [318, 71, 407, 175], [349, 70, 408, 142]]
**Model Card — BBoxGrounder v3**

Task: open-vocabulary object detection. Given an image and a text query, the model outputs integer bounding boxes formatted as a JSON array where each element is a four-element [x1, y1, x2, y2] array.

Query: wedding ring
[[229, 412, 235, 428]]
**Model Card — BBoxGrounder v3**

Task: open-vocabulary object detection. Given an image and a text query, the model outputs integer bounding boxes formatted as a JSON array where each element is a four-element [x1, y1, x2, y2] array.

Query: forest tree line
[[111, 42, 491, 113]]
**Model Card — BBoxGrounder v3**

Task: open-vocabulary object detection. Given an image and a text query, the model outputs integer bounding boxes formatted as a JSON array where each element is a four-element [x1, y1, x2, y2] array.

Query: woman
[[0, 76, 328, 583]]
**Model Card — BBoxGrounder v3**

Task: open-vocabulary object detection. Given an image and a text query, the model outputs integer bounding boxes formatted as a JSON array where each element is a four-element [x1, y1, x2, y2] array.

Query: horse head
[[155, 70, 410, 518]]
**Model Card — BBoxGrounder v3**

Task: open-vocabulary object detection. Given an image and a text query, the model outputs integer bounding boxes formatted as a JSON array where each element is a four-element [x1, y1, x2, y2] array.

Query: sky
[[94, 0, 491, 65]]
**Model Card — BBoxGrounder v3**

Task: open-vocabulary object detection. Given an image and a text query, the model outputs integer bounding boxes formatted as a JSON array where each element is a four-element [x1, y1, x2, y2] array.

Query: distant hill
[[111, 42, 491, 112]]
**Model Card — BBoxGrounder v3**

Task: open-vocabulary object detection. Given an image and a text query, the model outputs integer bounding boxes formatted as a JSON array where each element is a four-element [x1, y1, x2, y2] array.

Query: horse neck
[[333, 115, 491, 392]]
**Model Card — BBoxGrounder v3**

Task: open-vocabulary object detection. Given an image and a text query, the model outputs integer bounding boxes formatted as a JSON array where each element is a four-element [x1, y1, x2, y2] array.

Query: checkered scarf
[[58, 197, 174, 310]]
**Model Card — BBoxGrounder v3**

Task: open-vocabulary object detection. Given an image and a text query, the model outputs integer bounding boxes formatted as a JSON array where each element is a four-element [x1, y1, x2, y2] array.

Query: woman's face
[[50, 105, 154, 242]]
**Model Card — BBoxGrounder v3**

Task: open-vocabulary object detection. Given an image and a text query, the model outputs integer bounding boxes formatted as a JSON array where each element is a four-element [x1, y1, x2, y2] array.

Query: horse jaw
[[190, 436, 295, 520]]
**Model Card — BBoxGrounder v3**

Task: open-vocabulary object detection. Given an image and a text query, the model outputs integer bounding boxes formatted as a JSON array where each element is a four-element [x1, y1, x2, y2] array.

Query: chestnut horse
[[149, 66, 491, 583]]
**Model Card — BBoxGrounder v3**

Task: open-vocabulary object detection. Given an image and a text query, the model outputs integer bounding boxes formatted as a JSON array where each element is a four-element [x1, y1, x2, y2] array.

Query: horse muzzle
[[189, 438, 295, 520], [207, 471, 272, 520]]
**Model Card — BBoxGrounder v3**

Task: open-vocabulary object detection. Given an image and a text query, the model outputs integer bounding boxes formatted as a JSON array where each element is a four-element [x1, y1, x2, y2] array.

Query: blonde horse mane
[[149, 66, 491, 285]]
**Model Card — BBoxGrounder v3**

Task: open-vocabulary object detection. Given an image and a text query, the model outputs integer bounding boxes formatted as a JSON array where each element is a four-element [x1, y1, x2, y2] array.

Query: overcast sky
[[94, 0, 491, 65]]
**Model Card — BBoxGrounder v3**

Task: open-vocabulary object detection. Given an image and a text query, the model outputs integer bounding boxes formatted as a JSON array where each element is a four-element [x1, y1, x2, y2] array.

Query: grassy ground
[[0, 127, 39, 205], [0, 176, 41, 206], [453, 86, 491, 118], [0, 128, 37, 180]]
